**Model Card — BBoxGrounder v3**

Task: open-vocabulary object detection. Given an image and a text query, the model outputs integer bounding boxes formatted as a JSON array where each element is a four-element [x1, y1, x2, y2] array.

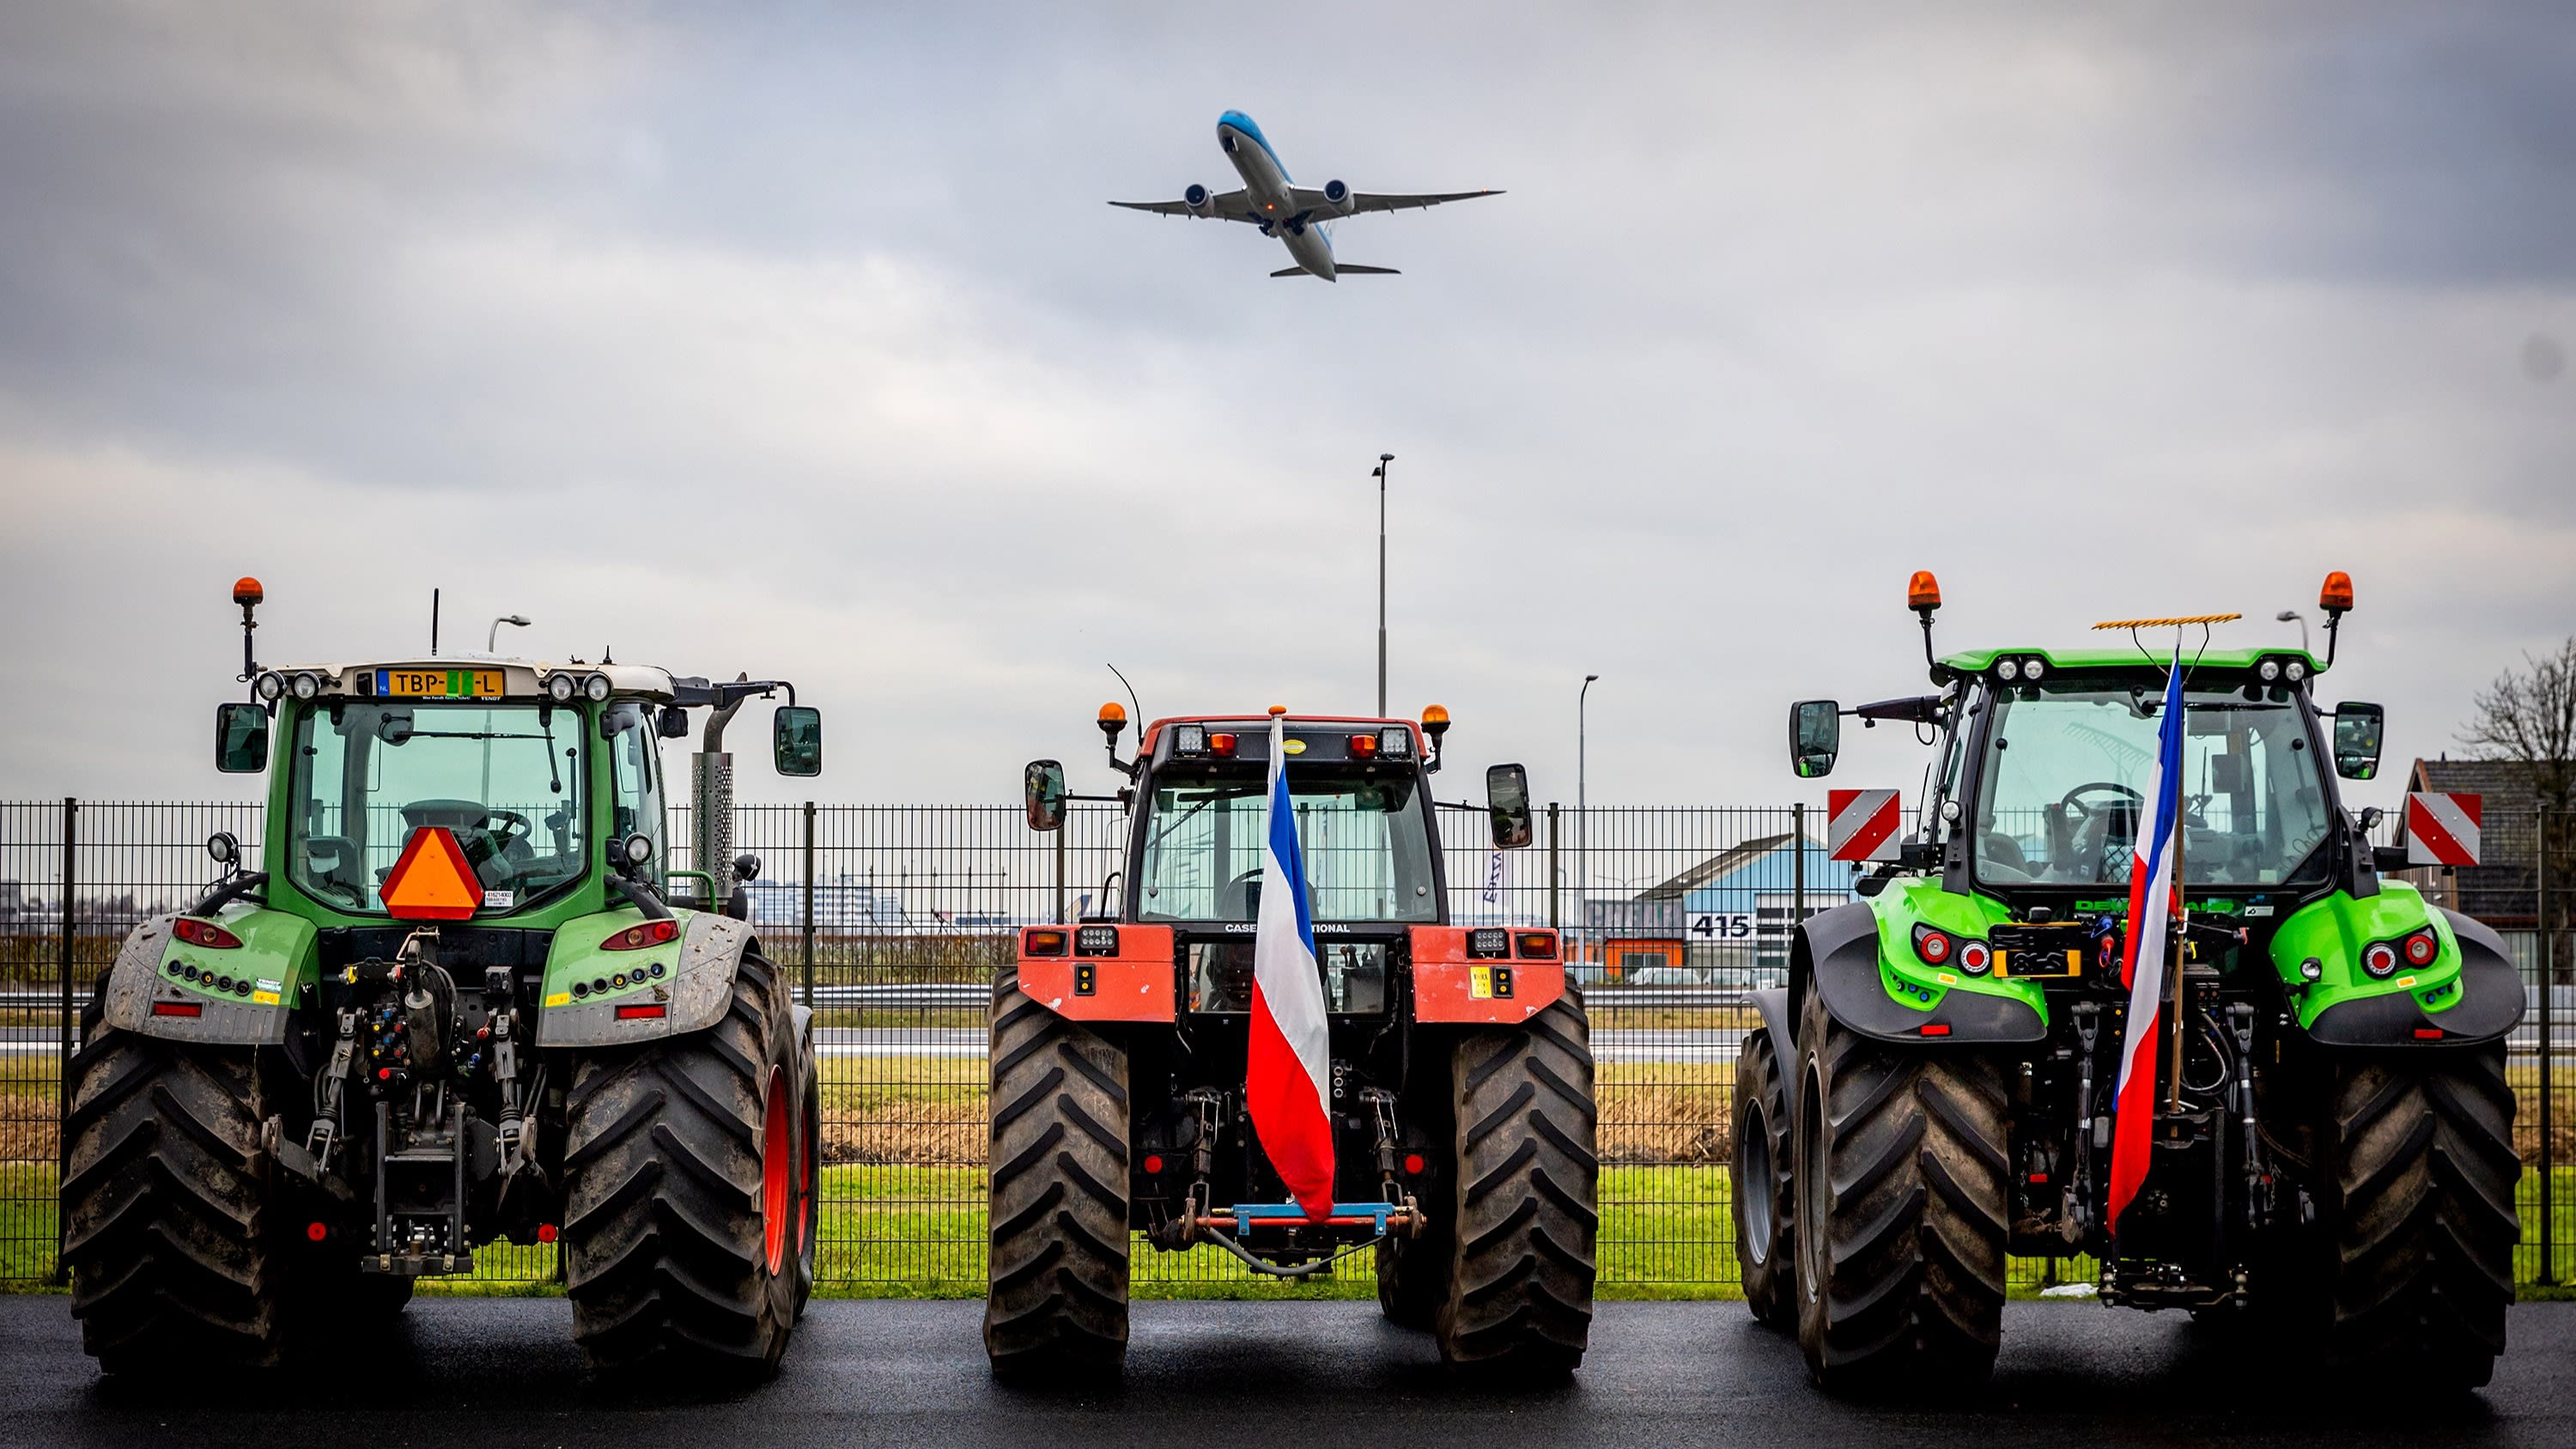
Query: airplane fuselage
[[1218, 112, 1336, 280]]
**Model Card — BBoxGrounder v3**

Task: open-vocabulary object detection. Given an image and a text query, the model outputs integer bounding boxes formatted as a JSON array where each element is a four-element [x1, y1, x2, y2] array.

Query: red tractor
[[989, 706, 1599, 1379]]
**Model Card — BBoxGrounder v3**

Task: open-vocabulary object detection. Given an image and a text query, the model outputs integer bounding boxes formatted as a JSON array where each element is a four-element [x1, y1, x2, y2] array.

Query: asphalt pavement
[[1, 1295, 2567, 1449]]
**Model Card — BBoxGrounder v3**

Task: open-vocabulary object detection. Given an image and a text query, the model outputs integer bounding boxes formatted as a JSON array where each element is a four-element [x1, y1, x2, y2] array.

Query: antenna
[[430, 588, 440, 656], [1105, 662, 1143, 725]]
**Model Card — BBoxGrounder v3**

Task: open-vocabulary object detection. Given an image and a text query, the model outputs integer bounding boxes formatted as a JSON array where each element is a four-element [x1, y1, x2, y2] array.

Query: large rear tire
[[2323, 1046, 2518, 1391], [63, 983, 287, 1373], [983, 965, 1131, 1379], [1435, 994, 1598, 1377], [563, 948, 802, 1376], [793, 1025, 821, 1318], [1791, 986, 2008, 1394], [1732, 1023, 1795, 1329]]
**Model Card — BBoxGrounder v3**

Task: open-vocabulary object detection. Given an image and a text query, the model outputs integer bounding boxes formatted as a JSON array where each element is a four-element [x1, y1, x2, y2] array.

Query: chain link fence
[[2, 799, 2565, 1295]]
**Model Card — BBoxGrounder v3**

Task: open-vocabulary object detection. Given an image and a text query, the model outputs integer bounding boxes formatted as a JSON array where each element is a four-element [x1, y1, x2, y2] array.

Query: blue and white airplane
[[1111, 112, 1502, 281]]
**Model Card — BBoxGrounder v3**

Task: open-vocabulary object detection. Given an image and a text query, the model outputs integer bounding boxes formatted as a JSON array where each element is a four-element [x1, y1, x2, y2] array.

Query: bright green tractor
[[64, 580, 828, 1375], [1736, 569, 2523, 1393]]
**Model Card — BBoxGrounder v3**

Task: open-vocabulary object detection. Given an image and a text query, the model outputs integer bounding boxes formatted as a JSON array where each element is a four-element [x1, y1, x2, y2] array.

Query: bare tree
[[2459, 635, 2576, 982]]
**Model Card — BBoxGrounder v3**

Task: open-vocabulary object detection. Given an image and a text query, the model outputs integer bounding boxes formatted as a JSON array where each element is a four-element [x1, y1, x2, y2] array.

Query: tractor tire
[[983, 965, 1131, 1379], [792, 1027, 821, 1318], [1732, 1022, 1796, 1329], [1790, 986, 2008, 1395], [1435, 994, 1598, 1377], [1376, 1219, 1455, 1330], [2322, 1046, 2518, 1391], [62, 980, 287, 1373], [563, 948, 803, 1376]]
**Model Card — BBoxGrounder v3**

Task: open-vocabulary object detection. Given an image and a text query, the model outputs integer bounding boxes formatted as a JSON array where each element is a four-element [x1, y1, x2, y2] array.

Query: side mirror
[[773, 706, 823, 776], [1025, 759, 1068, 833], [1790, 700, 1841, 779], [216, 703, 270, 774], [2331, 703, 2384, 781], [659, 707, 690, 740], [1486, 764, 1534, 850]]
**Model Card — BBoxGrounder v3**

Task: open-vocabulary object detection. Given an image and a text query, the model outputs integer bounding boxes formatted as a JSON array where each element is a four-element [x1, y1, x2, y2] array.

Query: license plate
[[1996, 948, 2081, 979], [377, 668, 504, 698]]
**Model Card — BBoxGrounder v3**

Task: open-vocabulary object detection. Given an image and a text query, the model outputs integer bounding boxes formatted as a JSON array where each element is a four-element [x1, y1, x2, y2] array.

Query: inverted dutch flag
[[1248, 709, 1337, 1221], [2105, 644, 2188, 1235]]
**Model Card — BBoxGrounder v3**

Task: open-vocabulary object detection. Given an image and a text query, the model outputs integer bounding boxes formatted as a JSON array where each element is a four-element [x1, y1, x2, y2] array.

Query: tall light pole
[[488, 613, 531, 652], [1373, 454, 1394, 716], [2276, 608, 2309, 654], [1579, 674, 1599, 925]]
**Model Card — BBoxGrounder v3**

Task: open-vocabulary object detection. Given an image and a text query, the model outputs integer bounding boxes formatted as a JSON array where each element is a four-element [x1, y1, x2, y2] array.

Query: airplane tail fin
[[1269, 265, 1401, 277]]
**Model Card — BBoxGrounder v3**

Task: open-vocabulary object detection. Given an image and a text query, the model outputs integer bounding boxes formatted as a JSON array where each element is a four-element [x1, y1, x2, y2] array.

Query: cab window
[[604, 703, 665, 883]]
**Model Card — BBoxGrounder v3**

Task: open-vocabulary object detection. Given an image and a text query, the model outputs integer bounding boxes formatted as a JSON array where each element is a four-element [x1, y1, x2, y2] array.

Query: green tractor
[[1736, 569, 2523, 1393], [64, 579, 828, 1374]]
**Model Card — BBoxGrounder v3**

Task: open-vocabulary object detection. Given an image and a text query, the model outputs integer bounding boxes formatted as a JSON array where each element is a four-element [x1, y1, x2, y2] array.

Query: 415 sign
[[1689, 912, 1759, 941]]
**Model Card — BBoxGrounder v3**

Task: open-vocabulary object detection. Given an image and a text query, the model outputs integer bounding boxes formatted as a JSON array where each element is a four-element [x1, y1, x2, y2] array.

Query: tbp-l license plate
[[377, 668, 504, 698]]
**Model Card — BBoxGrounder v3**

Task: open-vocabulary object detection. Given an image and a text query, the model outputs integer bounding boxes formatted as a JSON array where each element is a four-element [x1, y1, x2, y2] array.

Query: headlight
[[583, 673, 612, 703], [620, 832, 653, 867], [289, 671, 320, 701], [2021, 658, 2044, 681], [547, 673, 577, 703], [1172, 724, 1206, 755], [254, 672, 285, 702], [2258, 660, 2281, 681], [2285, 661, 2306, 682], [1996, 659, 2020, 682]]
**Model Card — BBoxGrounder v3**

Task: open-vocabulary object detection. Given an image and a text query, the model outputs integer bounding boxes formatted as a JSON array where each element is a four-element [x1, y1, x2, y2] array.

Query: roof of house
[[2409, 758, 2543, 811], [1637, 832, 1820, 901]]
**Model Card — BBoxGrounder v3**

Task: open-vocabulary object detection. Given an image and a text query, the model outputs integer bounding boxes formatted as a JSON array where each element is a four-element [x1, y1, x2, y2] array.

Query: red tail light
[[173, 918, 243, 949], [2402, 929, 2439, 967], [1912, 924, 1953, 965], [1515, 931, 1558, 960], [1209, 732, 1239, 757], [604, 919, 679, 952], [616, 1003, 667, 1020], [1347, 734, 1377, 758], [1023, 928, 1069, 957], [152, 1001, 204, 1018], [1920, 1023, 1951, 1037]]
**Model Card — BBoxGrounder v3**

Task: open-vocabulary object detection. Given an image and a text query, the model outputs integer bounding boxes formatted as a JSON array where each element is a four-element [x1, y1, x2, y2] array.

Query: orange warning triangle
[[381, 826, 483, 921]]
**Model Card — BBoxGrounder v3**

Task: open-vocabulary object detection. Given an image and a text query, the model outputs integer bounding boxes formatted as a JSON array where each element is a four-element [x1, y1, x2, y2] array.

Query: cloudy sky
[[1, 0, 2569, 813]]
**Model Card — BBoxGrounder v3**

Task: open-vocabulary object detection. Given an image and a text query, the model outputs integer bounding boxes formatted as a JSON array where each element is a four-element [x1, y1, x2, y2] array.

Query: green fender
[[2271, 886, 2524, 1046], [534, 907, 762, 1046], [1794, 892, 2047, 1045], [97, 904, 315, 1045]]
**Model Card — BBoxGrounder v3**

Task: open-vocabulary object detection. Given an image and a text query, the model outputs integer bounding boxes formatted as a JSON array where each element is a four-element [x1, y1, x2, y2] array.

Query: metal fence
[[1, 800, 2565, 1295]]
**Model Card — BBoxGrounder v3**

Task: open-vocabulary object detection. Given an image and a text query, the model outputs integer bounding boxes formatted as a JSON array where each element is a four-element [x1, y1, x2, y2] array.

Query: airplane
[[1110, 111, 1502, 281]]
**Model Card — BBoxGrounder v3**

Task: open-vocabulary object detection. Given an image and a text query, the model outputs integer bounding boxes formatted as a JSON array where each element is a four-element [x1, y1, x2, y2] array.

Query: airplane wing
[[1290, 187, 1504, 215], [1108, 191, 1259, 222]]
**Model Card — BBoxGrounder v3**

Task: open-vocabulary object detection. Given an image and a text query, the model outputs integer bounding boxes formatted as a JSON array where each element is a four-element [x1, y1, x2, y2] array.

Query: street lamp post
[[1373, 454, 1394, 716], [1579, 673, 1599, 947], [488, 614, 531, 652]]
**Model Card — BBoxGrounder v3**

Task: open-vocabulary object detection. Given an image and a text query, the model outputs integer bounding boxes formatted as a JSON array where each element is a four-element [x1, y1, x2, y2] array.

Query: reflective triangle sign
[[381, 826, 482, 921]]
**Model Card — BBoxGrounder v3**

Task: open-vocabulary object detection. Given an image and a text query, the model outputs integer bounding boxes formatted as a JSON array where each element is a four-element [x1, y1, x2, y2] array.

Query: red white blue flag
[[1248, 710, 1336, 1221], [2106, 644, 2187, 1234]]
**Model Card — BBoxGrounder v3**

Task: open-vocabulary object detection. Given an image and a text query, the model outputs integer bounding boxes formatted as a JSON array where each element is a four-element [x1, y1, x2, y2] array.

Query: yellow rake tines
[[2090, 613, 2242, 630]]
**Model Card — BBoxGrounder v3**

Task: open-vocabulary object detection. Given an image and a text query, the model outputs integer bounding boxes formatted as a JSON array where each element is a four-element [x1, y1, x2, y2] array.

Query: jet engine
[[1184, 183, 1215, 217], [1321, 179, 1355, 216]]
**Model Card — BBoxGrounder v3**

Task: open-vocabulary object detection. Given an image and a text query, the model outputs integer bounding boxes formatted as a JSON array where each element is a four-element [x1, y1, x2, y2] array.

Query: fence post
[[801, 801, 817, 1010], [54, 796, 76, 1283], [1792, 801, 1807, 935], [1054, 821, 1068, 925], [2541, 807, 2556, 1284], [1546, 802, 1561, 930]]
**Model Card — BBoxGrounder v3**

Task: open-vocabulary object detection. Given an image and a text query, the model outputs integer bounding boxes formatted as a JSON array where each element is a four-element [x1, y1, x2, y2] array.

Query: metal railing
[[1, 799, 2564, 1295]]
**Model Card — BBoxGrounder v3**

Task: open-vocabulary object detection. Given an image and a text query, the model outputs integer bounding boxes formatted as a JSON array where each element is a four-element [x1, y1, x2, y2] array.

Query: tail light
[[1024, 928, 1069, 958], [174, 918, 243, 949], [2361, 941, 2400, 978], [2402, 929, 2439, 967], [616, 1003, 667, 1020], [1209, 732, 1239, 757], [1912, 923, 1953, 965], [604, 919, 679, 952], [152, 1001, 204, 1018], [1515, 931, 1558, 960], [1076, 925, 1120, 957], [1957, 941, 1992, 975], [1467, 928, 1510, 959], [1348, 734, 1378, 758]]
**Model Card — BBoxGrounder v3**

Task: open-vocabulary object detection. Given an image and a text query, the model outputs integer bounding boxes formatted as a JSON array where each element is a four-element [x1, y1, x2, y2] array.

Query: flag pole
[[2165, 630, 2189, 1113]]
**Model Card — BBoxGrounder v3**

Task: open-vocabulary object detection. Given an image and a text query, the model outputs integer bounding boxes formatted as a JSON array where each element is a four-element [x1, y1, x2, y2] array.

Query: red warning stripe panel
[[1827, 788, 1901, 863], [2404, 792, 2482, 868]]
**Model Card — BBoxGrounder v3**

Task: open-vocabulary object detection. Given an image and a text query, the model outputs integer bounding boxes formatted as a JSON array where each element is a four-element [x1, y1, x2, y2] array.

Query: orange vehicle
[[989, 706, 1598, 1379]]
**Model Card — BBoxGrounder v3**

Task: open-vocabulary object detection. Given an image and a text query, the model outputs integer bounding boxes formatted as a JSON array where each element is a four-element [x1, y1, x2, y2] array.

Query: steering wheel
[[400, 801, 532, 858], [2057, 782, 2144, 822]]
